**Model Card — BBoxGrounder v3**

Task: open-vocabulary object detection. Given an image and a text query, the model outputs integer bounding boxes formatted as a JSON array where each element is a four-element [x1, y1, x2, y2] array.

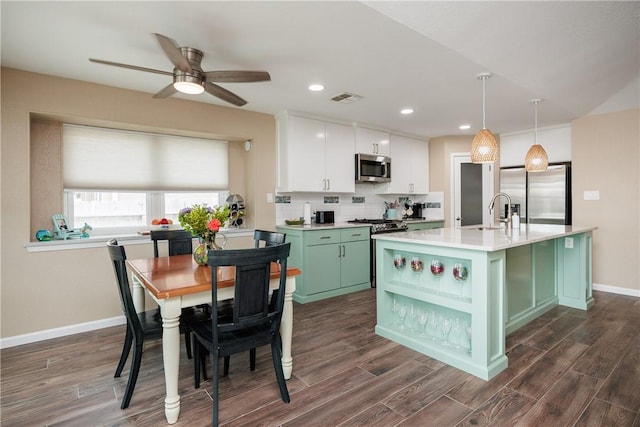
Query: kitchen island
[[373, 224, 595, 380]]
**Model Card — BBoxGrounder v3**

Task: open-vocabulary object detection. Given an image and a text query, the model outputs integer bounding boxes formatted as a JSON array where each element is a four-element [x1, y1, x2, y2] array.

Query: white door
[[451, 153, 494, 228]]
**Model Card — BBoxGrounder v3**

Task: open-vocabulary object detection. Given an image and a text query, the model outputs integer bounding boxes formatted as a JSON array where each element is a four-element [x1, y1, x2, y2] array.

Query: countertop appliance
[[411, 203, 425, 219], [315, 210, 335, 224], [348, 218, 408, 287], [355, 153, 391, 183], [500, 162, 571, 225]]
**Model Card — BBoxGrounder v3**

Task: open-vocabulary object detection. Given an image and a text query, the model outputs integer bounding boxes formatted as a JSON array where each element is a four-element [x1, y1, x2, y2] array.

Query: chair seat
[[190, 320, 274, 358]]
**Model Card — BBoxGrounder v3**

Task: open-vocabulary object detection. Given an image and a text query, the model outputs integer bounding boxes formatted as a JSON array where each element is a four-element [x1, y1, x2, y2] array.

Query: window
[[62, 124, 229, 235]]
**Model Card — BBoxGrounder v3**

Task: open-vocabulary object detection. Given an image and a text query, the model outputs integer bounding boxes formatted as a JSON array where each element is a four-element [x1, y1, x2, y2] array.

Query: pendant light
[[524, 98, 549, 172], [470, 73, 498, 163]]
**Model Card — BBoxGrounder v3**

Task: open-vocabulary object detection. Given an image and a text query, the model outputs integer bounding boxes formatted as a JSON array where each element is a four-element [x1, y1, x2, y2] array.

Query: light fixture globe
[[525, 144, 549, 171], [173, 73, 205, 94], [471, 129, 499, 163], [524, 98, 548, 172], [471, 73, 498, 163]]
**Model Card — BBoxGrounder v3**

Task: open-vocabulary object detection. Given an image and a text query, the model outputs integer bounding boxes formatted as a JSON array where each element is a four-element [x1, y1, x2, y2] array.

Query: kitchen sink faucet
[[488, 192, 513, 228]]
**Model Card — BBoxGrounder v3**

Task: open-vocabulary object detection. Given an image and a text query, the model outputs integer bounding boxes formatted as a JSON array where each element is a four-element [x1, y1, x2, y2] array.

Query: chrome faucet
[[488, 192, 512, 227]]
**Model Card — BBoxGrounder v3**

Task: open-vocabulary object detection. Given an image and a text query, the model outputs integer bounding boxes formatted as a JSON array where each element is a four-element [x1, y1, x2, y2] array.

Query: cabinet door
[[340, 239, 370, 288], [383, 134, 412, 194], [289, 116, 327, 191], [305, 243, 341, 293], [409, 138, 429, 194], [355, 127, 390, 156], [325, 122, 355, 193]]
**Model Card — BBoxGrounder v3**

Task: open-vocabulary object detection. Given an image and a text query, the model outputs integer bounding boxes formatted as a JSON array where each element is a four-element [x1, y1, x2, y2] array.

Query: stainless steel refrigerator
[[499, 163, 571, 225]]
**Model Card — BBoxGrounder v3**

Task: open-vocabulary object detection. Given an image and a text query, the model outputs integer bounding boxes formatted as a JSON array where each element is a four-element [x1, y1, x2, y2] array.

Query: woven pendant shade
[[471, 73, 498, 164], [471, 128, 499, 163], [525, 144, 549, 171], [525, 98, 548, 172]]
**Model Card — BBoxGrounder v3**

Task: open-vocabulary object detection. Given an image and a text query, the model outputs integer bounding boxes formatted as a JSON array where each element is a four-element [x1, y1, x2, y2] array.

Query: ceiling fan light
[[471, 128, 499, 163], [525, 144, 549, 172], [173, 80, 204, 95]]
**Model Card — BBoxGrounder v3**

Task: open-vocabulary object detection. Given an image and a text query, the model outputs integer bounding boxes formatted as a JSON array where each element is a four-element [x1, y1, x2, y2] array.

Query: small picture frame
[[52, 214, 69, 233]]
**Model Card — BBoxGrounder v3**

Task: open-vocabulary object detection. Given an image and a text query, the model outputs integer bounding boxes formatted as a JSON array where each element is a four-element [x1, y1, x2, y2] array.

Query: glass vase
[[193, 234, 227, 266]]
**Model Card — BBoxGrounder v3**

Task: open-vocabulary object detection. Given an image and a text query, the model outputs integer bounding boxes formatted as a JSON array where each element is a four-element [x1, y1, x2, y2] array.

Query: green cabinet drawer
[[406, 221, 444, 232], [340, 227, 370, 243], [305, 229, 341, 246]]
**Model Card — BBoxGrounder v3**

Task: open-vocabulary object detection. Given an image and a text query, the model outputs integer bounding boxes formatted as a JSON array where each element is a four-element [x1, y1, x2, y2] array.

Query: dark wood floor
[[1, 289, 639, 426]]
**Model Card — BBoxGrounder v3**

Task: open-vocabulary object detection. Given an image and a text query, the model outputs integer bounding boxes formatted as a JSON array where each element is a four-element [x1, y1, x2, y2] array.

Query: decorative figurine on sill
[[81, 223, 93, 238], [35, 229, 53, 241]]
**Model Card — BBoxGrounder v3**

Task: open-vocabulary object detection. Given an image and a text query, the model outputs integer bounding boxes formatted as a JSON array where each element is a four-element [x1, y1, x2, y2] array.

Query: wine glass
[[430, 259, 444, 276], [453, 263, 468, 297], [408, 303, 417, 333], [398, 304, 408, 329], [428, 309, 439, 342], [411, 257, 424, 273], [466, 324, 473, 354], [440, 317, 452, 346], [417, 309, 428, 337], [391, 296, 399, 326], [452, 317, 464, 351], [394, 253, 406, 270]]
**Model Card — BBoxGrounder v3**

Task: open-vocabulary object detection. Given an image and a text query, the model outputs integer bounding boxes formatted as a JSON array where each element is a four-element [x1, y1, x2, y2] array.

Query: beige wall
[[1, 68, 277, 338], [573, 109, 640, 292]]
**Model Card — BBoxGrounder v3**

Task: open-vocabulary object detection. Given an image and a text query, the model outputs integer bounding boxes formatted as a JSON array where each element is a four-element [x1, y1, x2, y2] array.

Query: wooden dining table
[[126, 254, 300, 424]]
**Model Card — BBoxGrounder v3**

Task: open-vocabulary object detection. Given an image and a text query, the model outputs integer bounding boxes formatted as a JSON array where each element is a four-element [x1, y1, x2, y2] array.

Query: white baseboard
[[593, 282, 640, 298], [0, 315, 125, 349]]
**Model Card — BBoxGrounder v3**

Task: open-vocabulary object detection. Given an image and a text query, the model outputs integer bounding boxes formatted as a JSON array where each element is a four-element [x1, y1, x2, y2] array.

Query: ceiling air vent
[[330, 92, 364, 104]]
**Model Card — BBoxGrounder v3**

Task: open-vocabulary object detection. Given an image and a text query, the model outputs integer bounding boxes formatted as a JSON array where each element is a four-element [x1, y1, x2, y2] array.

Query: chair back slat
[[107, 239, 143, 340], [150, 230, 193, 257], [254, 229, 286, 248]]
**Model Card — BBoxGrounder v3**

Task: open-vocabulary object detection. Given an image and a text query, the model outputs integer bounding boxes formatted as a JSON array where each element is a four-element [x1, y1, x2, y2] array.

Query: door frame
[[450, 152, 495, 228]]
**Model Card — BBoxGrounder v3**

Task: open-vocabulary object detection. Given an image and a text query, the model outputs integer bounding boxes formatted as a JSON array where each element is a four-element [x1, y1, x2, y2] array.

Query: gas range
[[347, 218, 408, 234]]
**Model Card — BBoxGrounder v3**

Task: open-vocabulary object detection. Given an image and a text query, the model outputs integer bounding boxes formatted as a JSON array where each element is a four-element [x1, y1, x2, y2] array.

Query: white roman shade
[[63, 124, 229, 191]]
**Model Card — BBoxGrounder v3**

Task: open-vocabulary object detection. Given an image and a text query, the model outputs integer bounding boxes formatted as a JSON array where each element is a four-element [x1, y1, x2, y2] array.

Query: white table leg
[[160, 298, 182, 424], [131, 274, 145, 312], [280, 276, 296, 379]]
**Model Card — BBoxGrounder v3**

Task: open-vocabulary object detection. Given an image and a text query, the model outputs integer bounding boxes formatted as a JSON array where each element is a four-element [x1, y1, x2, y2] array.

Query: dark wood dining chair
[[191, 243, 292, 426], [107, 239, 201, 409], [254, 229, 286, 248], [150, 229, 206, 359]]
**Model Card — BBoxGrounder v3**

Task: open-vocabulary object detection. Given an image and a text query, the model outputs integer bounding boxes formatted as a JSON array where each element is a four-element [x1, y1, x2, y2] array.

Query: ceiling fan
[[89, 33, 270, 106]]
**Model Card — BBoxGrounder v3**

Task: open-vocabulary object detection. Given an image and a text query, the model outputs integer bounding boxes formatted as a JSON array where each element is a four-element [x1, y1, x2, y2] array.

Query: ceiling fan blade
[[154, 33, 193, 74], [153, 84, 177, 99], [205, 82, 247, 106], [204, 70, 271, 83], [89, 58, 173, 77]]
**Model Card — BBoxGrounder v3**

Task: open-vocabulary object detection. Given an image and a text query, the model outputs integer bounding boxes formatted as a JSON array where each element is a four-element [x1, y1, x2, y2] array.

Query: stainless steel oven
[[347, 219, 408, 287]]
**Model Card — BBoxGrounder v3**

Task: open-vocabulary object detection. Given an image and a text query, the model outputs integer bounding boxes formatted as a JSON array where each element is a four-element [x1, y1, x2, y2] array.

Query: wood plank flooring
[[1, 289, 639, 426]]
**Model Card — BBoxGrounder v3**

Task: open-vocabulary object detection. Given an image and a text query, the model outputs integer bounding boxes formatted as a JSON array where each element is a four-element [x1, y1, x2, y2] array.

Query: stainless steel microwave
[[355, 153, 391, 183]]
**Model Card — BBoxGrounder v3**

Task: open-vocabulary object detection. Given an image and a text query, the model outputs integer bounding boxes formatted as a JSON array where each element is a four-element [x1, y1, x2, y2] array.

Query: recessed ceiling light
[[400, 108, 414, 115], [459, 124, 471, 130], [308, 84, 325, 92]]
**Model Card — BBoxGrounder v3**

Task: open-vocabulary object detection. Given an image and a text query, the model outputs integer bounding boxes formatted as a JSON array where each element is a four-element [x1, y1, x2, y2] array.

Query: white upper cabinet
[[277, 113, 355, 193], [355, 126, 390, 156], [378, 134, 429, 195]]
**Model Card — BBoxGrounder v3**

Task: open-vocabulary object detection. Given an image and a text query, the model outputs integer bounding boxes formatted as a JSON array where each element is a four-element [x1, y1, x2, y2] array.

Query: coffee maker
[[411, 203, 425, 219]]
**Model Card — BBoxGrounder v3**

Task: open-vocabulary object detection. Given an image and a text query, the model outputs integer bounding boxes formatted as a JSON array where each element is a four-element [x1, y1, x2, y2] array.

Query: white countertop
[[373, 224, 597, 251]]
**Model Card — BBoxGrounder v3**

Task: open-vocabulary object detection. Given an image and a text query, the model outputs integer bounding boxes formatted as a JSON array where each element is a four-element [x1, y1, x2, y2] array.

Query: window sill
[[24, 228, 255, 253]]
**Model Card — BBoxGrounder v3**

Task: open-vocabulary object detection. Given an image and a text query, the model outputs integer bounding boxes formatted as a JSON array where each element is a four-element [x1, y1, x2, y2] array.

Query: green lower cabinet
[[405, 221, 444, 232], [277, 226, 371, 303]]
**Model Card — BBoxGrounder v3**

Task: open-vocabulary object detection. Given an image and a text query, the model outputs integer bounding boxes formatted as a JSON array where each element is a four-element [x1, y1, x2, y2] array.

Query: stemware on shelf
[[428, 309, 439, 342], [466, 324, 473, 354], [411, 256, 424, 273], [452, 317, 464, 351], [453, 263, 468, 281], [398, 303, 408, 329], [408, 303, 417, 333], [394, 253, 406, 270], [417, 309, 428, 337], [430, 259, 444, 276], [440, 317, 453, 346]]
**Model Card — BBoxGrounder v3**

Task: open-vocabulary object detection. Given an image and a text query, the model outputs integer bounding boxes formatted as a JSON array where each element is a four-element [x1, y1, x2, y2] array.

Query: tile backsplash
[[275, 184, 444, 223]]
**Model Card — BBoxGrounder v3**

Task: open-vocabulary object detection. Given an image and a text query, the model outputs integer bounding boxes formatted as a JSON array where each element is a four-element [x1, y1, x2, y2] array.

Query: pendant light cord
[[482, 77, 487, 129], [534, 101, 538, 145]]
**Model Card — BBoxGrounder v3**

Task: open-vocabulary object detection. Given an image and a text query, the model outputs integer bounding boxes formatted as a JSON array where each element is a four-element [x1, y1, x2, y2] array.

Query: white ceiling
[[2, 1, 638, 139]]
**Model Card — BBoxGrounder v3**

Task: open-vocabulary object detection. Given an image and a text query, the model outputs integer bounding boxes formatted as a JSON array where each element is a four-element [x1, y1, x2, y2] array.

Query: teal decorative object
[[35, 229, 52, 241]]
